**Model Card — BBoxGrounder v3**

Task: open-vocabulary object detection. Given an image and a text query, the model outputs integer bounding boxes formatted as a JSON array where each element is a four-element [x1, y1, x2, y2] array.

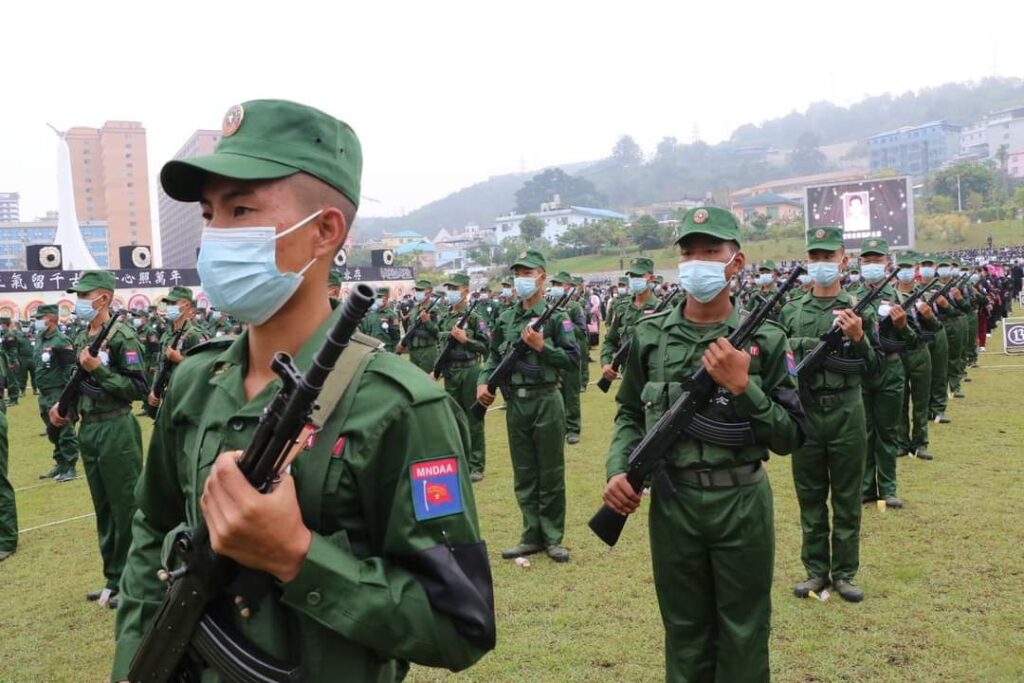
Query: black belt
[[510, 384, 558, 398], [447, 359, 479, 369], [807, 386, 860, 410], [670, 461, 764, 489], [81, 405, 132, 423]]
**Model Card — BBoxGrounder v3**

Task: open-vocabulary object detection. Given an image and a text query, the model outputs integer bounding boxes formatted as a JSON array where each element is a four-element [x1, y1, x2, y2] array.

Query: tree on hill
[[518, 214, 546, 241], [514, 168, 605, 213], [630, 215, 664, 251], [929, 162, 1001, 210], [611, 135, 644, 167], [789, 131, 827, 175]]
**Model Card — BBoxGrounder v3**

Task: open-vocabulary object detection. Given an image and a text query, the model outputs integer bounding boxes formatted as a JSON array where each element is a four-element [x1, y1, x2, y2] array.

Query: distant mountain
[[353, 77, 1024, 238]]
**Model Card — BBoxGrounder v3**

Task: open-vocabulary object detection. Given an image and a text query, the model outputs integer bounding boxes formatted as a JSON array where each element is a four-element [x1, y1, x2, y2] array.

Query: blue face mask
[[862, 263, 886, 282], [798, 275, 813, 286], [446, 290, 462, 305], [808, 262, 840, 286], [75, 298, 99, 322], [132, 317, 145, 328], [755, 274, 774, 287], [197, 209, 322, 325], [848, 273, 861, 283], [371, 299, 381, 311], [897, 269, 916, 284], [209, 310, 222, 322], [937, 266, 952, 278], [414, 291, 426, 303], [549, 286, 564, 298], [501, 287, 512, 298], [166, 304, 182, 322], [969, 273, 980, 284], [34, 318, 47, 333], [920, 266, 936, 279], [677, 255, 735, 304], [514, 276, 537, 298], [628, 277, 648, 294]]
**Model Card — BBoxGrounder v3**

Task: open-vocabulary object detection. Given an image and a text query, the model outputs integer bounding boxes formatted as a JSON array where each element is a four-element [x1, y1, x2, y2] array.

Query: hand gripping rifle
[[596, 294, 675, 394], [587, 267, 804, 547], [793, 268, 899, 378], [55, 310, 123, 419], [397, 293, 443, 354], [431, 297, 481, 379], [143, 326, 187, 419], [469, 288, 574, 420], [127, 284, 375, 683]]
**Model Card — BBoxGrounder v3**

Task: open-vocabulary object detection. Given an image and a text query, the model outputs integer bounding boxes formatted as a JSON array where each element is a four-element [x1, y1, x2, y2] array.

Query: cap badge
[[222, 104, 244, 137], [693, 208, 709, 224], [868, 240, 878, 247], [519, 251, 528, 259], [815, 228, 826, 239]]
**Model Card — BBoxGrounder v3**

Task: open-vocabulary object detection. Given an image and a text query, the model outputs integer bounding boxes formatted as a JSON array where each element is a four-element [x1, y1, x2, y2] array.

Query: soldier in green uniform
[[359, 286, 401, 351], [327, 269, 343, 300], [601, 258, 661, 386], [551, 272, 585, 444], [853, 239, 913, 508], [398, 279, 441, 373], [918, 256, 951, 425], [846, 260, 861, 289], [0, 318, 21, 405], [778, 227, 880, 603], [146, 286, 207, 413], [949, 259, 975, 388], [0, 341, 14, 562], [137, 309, 163, 383], [14, 319, 36, 396], [572, 276, 592, 391], [476, 249, 579, 563], [49, 271, 148, 608], [33, 304, 81, 482], [435, 273, 489, 481], [934, 257, 967, 401], [113, 99, 494, 681], [791, 273, 813, 301], [477, 286, 500, 330], [604, 206, 802, 682], [893, 253, 940, 460], [744, 261, 785, 320]]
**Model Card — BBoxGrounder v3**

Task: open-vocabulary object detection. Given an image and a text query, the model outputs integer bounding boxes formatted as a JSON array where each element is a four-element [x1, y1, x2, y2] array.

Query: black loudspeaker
[[334, 248, 347, 267], [371, 249, 395, 266], [26, 245, 63, 270], [119, 245, 153, 269]]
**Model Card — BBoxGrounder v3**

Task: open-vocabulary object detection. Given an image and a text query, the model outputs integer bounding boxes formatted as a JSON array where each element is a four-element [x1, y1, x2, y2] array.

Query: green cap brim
[[161, 153, 300, 202], [510, 259, 542, 270]]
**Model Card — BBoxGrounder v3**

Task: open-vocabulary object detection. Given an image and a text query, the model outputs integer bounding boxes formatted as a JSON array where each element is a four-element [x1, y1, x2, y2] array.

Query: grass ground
[[2, 322, 1023, 682], [548, 218, 1024, 275]]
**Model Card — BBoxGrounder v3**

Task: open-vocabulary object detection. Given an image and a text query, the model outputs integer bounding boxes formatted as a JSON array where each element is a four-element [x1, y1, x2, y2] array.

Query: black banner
[[331, 265, 415, 282], [0, 268, 201, 293]]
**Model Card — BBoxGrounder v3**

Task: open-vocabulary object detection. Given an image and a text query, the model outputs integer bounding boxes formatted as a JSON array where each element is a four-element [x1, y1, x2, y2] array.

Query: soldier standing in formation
[[551, 272, 585, 445], [33, 304, 81, 482], [360, 285, 401, 351], [399, 278, 440, 373]]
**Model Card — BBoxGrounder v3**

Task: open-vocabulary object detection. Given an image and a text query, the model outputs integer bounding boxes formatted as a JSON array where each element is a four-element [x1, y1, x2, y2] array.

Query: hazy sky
[[2, 1, 1021, 238]]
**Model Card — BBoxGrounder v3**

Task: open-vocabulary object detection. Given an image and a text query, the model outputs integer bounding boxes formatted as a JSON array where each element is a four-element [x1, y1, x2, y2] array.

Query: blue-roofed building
[[731, 192, 803, 224], [867, 121, 962, 177], [394, 240, 437, 269], [493, 196, 627, 243], [381, 230, 427, 248]]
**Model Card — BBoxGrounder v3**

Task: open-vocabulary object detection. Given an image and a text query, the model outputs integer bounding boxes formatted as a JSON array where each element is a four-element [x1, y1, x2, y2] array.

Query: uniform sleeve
[[279, 390, 493, 671], [89, 330, 149, 401], [606, 332, 647, 478], [464, 314, 489, 356], [540, 312, 579, 370], [111, 377, 188, 680], [600, 311, 623, 365], [477, 312, 506, 384], [731, 333, 802, 455]]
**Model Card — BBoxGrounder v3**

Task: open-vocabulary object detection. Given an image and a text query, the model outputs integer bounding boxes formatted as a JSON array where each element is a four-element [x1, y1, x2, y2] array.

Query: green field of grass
[[2, 323, 1023, 682], [548, 219, 1024, 275]]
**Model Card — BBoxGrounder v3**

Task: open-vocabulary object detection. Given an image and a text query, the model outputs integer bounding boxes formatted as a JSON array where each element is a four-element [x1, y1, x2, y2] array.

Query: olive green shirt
[[436, 302, 489, 366], [71, 320, 148, 415], [32, 327, 76, 393], [606, 304, 801, 477], [359, 306, 401, 352], [113, 307, 492, 681], [601, 294, 662, 366], [406, 299, 441, 350], [478, 299, 579, 387]]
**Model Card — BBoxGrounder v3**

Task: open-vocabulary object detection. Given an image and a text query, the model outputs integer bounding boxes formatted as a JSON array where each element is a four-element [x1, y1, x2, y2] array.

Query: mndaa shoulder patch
[[410, 457, 463, 521]]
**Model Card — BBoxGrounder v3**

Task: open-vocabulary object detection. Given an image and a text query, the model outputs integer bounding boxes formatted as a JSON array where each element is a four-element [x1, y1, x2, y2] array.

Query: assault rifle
[[143, 326, 187, 419], [55, 310, 123, 419], [396, 293, 443, 354], [596, 294, 674, 394], [431, 297, 482, 379]]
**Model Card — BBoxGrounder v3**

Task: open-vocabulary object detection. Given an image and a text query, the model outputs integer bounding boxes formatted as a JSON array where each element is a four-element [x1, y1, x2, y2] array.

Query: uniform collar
[[517, 298, 547, 318], [662, 300, 741, 337]]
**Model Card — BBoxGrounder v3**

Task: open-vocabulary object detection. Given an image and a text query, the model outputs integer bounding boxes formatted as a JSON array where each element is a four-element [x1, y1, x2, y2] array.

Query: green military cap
[[626, 257, 654, 276], [848, 259, 860, 272], [501, 278, 513, 287], [919, 253, 936, 264], [375, 286, 391, 295], [328, 270, 343, 287], [675, 207, 742, 246], [161, 99, 362, 208], [35, 304, 59, 318], [895, 251, 918, 267], [860, 238, 888, 256], [655, 275, 665, 284], [572, 276, 584, 286], [806, 226, 844, 252], [935, 255, 951, 266], [551, 271, 573, 284], [161, 285, 195, 304], [67, 270, 117, 293], [758, 260, 778, 273], [510, 248, 547, 271], [414, 279, 433, 290], [444, 272, 471, 287], [617, 276, 629, 286], [950, 258, 961, 267]]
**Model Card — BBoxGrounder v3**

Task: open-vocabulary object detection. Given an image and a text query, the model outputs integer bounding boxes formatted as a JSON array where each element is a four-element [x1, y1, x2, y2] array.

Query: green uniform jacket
[[478, 299, 579, 387], [360, 306, 401, 351], [601, 295, 662, 366], [113, 309, 494, 681], [606, 305, 801, 477], [32, 328, 76, 394], [71, 321, 148, 415], [406, 300, 441, 350], [436, 304, 489, 370], [157, 318, 207, 358]]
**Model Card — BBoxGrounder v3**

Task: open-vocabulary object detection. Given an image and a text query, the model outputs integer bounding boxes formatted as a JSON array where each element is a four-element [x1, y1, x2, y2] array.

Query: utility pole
[[956, 174, 962, 212]]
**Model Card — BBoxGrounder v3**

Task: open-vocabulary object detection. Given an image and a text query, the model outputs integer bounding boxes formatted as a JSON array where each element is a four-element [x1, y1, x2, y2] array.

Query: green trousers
[[792, 392, 866, 581], [559, 365, 582, 436], [899, 345, 932, 452], [443, 363, 485, 474], [965, 310, 979, 366], [650, 474, 774, 683], [409, 345, 437, 375], [39, 390, 79, 473], [928, 329, 949, 418], [506, 388, 566, 547], [79, 412, 143, 590], [0, 411, 15, 552], [944, 318, 964, 393], [862, 357, 905, 499], [16, 358, 34, 395]]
